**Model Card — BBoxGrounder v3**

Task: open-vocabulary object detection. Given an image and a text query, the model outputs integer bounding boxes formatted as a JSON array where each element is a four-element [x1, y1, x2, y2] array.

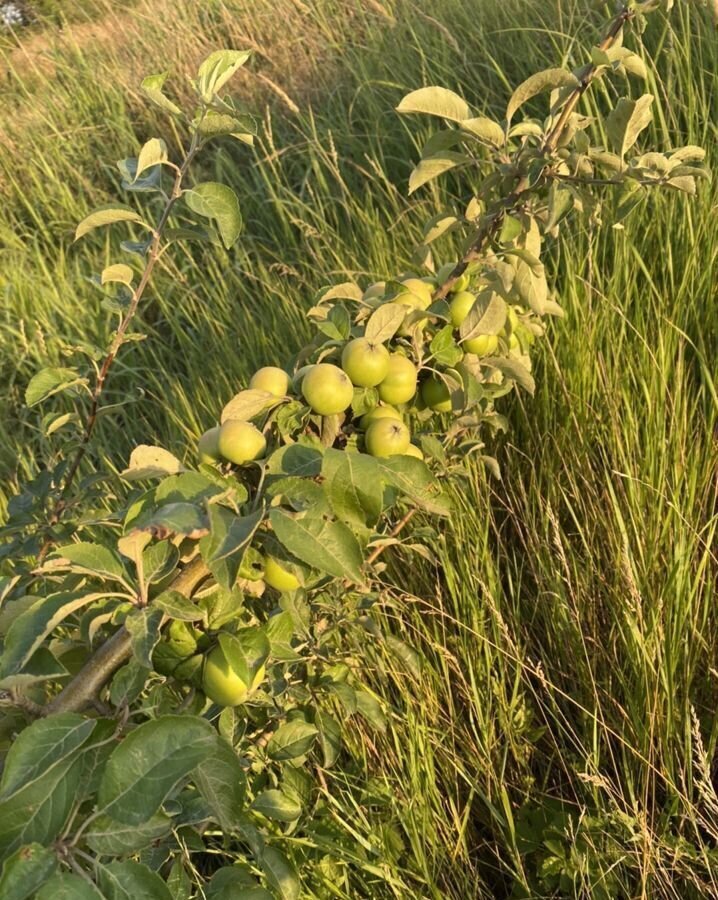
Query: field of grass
[[1, 0, 717, 896]]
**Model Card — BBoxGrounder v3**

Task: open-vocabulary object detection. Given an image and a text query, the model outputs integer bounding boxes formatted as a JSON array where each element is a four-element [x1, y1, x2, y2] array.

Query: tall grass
[[1, 0, 716, 895]]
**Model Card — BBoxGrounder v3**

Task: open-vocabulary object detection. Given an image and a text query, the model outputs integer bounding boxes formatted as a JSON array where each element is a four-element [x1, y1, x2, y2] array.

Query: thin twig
[[431, 5, 633, 302], [41, 131, 203, 556]]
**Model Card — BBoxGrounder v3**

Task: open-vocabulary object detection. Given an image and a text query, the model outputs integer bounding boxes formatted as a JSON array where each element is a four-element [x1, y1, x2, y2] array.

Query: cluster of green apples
[[187, 263, 537, 706]]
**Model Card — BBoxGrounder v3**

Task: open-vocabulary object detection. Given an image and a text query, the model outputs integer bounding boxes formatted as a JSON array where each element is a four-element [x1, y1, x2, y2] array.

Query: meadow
[[1, 0, 717, 896]]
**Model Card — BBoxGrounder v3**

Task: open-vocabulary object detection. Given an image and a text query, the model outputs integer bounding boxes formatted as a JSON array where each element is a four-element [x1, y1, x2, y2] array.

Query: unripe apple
[[217, 420, 267, 465], [359, 405, 402, 429], [301, 363, 354, 416], [198, 426, 221, 464], [403, 443, 424, 460], [341, 338, 390, 387], [421, 377, 452, 412], [507, 307, 520, 331], [377, 354, 418, 405], [249, 366, 289, 397], [463, 334, 499, 356], [365, 418, 411, 457], [264, 556, 301, 592], [202, 644, 266, 707], [448, 291, 476, 327], [363, 281, 386, 305], [397, 277, 433, 335]]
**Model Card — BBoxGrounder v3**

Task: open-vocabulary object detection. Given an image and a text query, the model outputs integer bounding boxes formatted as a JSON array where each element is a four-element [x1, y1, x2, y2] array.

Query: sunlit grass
[[1, 0, 716, 895]]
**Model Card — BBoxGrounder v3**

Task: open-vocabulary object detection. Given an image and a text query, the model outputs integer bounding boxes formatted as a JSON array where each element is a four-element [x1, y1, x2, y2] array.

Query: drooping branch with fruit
[[0, 1, 708, 895]]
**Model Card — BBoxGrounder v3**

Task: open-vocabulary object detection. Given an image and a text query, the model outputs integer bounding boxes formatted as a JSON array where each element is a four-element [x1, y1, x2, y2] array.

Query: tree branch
[[431, 5, 633, 302], [41, 135, 203, 558], [43, 555, 210, 716]]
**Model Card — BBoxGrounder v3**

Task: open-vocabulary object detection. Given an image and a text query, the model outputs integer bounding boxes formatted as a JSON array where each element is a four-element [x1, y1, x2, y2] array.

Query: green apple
[[264, 556, 301, 592], [377, 354, 418, 405], [365, 418, 411, 457], [217, 420, 267, 465], [202, 644, 266, 707], [341, 338, 390, 387], [197, 426, 221, 464], [301, 363, 354, 416], [363, 281, 386, 305], [249, 366, 289, 397], [463, 334, 499, 356], [421, 377, 452, 412], [397, 277, 433, 335], [448, 291, 476, 327], [403, 443, 424, 460], [359, 405, 402, 429]]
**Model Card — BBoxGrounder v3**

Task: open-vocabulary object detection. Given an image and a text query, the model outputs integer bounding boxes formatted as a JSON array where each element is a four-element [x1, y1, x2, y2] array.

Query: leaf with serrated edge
[[97, 715, 216, 825], [396, 86, 470, 122], [364, 303, 406, 344], [506, 68, 578, 124]]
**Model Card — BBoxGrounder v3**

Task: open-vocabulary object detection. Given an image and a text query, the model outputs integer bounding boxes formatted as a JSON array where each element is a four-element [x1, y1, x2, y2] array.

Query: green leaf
[[0, 715, 95, 859], [75, 204, 146, 240], [197, 49, 252, 101], [269, 509, 364, 582], [97, 715, 217, 825], [491, 357, 536, 395], [267, 720, 319, 761], [459, 291, 508, 341], [218, 630, 270, 688], [430, 325, 464, 367], [355, 691, 387, 732], [0, 592, 103, 678], [265, 444, 323, 478], [364, 302, 406, 344], [54, 542, 126, 582], [206, 868, 261, 899], [154, 590, 205, 621], [200, 506, 263, 590], [460, 115, 504, 146], [221, 389, 276, 423], [396, 86, 470, 122], [98, 860, 172, 900], [506, 68, 578, 124], [315, 711, 341, 768], [85, 812, 172, 855], [25, 367, 87, 407], [0, 843, 57, 900], [101, 263, 134, 286], [125, 607, 164, 668], [35, 873, 103, 899], [135, 138, 168, 180], [606, 94, 654, 158], [121, 445, 184, 481], [408, 152, 468, 194], [322, 449, 384, 530], [376, 457, 452, 517], [251, 790, 302, 823], [185, 182, 242, 249], [141, 72, 181, 116], [135, 502, 209, 538], [0, 647, 68, 691], [194, 737, 247, 831], [262, 847, 300, 900]]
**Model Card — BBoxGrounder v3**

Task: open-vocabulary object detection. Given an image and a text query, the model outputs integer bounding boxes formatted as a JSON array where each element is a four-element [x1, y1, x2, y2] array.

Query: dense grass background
[[1, 0, 717, 896]]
